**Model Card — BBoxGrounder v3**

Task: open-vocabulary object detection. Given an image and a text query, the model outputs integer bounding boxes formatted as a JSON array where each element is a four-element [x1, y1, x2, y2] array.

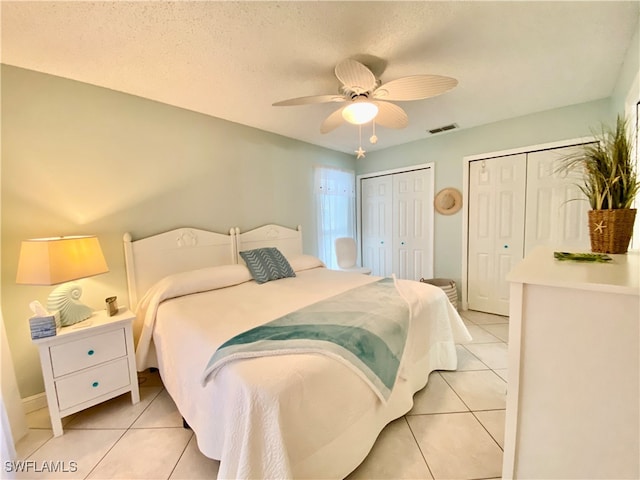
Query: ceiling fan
[[272, 58, 458, 135]]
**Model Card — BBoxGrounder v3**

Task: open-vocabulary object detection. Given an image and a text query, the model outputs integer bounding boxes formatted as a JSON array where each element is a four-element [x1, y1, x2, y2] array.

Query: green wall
[[355, 14, 638, 293], [1, 65, 354, 397], [2, 24, 638, 398], [612, 16, 639, 113], [356, 99, 617, 295]]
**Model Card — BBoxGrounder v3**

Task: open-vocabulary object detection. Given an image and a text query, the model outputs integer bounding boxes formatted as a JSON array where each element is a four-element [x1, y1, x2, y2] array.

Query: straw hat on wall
[[434, 188, 462, 215]]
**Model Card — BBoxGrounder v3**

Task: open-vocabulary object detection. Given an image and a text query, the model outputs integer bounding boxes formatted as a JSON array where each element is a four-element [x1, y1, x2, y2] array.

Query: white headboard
[[235, 224, 303, 262], [124, 224, 304, 309], [123, 227, 236, 309]]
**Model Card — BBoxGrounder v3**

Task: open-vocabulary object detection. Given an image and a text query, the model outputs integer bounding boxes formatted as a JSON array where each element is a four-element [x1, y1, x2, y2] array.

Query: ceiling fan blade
[[373, 75, 458, 101], [320, 106, 346, 134], [273, 94, 346, 106], [335, 59, 377, 94], [373, 101, 409, 129]]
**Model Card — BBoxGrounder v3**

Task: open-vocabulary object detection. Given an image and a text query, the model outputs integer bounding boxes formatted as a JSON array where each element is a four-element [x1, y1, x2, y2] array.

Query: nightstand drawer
[[50, 328, 126, 377], [56, 357, 131, 411]]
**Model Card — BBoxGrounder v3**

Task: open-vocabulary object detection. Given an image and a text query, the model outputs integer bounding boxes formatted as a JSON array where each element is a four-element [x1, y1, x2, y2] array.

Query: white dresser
[[503, 247, 639, 479], [32, 308, 140, 436]]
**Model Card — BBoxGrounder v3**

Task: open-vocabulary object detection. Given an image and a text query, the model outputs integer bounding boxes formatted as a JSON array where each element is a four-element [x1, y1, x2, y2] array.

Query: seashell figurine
[[47, 282, 93, 327]]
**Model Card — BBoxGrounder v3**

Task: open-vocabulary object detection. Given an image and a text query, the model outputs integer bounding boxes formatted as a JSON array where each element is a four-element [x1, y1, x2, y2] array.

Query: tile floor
[[10, 310, 508, 480]]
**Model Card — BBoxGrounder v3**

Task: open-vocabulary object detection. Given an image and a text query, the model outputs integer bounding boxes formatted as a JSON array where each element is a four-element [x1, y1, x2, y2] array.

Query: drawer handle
[[92, 381, 99, 388], [87, 349, 95, 356]]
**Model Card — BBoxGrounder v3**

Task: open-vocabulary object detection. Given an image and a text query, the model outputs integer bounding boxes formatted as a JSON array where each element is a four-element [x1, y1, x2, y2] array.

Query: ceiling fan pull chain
[[370, 119, 378, 144], [355, 125, 366, 159]]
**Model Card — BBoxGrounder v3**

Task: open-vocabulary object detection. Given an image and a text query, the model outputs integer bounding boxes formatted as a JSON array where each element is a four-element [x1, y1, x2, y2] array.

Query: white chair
[[335, 237, 371, 275]]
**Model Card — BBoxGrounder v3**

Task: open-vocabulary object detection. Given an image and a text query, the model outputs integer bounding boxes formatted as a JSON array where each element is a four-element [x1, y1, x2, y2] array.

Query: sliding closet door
[[468, 154, 526, 316], [467, 142, 593, 315], [361, 166, 434, 279], [361, 175, 393, 277], [392, 169, 434, 280], [525, 146, 591, 254]]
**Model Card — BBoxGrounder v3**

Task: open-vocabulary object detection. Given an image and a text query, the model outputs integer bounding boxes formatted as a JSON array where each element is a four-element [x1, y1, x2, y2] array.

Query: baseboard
[[22, 392, 47, 413]]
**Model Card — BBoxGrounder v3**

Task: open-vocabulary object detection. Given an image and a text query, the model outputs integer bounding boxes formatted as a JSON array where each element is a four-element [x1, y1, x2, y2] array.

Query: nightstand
[[32, 307, 140, 436]]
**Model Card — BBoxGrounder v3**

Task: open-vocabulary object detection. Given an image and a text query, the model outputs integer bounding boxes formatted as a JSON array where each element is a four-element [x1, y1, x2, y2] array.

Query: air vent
[[428, 123, 458, 135]]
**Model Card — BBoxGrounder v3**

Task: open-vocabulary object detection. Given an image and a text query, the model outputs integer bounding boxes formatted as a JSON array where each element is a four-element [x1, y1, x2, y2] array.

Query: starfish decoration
[[355, 146, 366, 159], [594, 220, 606, 233]]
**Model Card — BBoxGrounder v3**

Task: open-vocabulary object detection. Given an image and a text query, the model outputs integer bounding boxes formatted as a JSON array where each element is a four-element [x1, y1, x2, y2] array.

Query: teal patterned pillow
[[240, 247, 296, 284]]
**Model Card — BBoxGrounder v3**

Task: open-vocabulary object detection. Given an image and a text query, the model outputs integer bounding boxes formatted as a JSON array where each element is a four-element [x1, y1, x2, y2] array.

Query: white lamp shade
[[342, 102, 378, 125], [16, 236, 109, 286]]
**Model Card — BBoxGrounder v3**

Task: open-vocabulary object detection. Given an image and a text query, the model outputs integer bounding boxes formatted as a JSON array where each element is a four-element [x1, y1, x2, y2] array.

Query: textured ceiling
[[2, 1, 639, 155]]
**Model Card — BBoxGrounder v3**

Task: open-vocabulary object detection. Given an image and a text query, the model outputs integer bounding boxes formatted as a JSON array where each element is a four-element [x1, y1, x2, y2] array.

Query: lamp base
[[47, 282, 93, 327]]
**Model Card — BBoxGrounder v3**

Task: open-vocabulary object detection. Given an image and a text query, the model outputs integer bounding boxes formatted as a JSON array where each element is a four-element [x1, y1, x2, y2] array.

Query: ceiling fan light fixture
[[342, 102, 378, 125]]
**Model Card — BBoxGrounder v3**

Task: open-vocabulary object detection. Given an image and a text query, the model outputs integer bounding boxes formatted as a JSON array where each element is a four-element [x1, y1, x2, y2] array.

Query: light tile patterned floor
[[11, 310, 508, 480]]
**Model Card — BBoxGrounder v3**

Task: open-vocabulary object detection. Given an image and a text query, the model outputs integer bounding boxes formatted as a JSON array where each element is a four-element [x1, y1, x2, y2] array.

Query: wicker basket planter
[[588, 209, 636, 254], [558, 116, 638, 255], [419, 278, 458, 308]]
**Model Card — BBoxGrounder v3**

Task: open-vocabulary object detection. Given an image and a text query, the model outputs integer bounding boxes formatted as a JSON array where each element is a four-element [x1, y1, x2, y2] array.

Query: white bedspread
[[134, 263, 470, 479]]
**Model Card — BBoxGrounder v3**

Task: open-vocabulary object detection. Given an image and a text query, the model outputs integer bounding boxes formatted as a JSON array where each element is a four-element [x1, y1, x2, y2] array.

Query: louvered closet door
[[525, 146, 591, 254], [361, 175, 393, 277], [392, 169, 433, 280], [468, 154, 526, 316]]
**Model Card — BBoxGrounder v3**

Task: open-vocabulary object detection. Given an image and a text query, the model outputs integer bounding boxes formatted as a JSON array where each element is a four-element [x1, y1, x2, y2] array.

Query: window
[[314, 166, 356, 269]]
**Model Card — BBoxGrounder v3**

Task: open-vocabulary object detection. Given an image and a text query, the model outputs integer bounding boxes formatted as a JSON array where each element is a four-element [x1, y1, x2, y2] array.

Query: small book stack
[[29, 313, 60, 340]]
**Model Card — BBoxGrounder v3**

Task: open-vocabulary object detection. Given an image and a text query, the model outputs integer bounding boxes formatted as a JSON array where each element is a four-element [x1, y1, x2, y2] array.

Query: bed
[[124, 224, 471, 479]]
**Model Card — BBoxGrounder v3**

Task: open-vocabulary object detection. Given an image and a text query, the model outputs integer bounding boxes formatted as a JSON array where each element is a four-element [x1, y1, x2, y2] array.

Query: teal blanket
[[201, 278, 410, 402]]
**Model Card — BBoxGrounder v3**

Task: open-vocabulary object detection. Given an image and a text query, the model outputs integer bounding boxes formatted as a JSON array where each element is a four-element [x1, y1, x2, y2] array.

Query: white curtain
[[314, 166, 356, 269]]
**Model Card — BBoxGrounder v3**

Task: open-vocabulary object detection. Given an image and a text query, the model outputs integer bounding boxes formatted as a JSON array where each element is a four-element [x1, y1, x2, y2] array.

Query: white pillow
[[149, 264, 253, 301], [287, 254, 325, 272]]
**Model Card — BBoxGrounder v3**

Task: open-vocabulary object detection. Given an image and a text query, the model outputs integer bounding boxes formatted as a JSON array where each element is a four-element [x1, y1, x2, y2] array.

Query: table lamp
[[16, 236, 109, 326]]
